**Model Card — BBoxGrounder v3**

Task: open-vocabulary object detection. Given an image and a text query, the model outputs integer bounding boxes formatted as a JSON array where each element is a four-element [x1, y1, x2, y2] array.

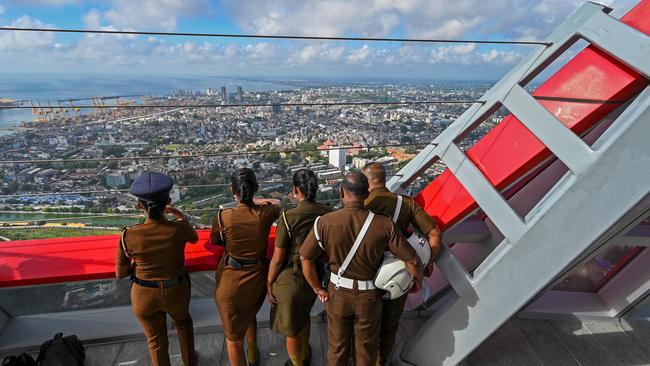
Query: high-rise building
[[329, 147, 347, 169], [236, 86, 243, 102], [272, 103, 281, 115], [221, 86, 227, 103]]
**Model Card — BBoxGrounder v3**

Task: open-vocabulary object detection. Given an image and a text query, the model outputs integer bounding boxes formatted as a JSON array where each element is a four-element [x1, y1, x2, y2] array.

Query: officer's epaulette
[[122, 223, 142, 230], [119, 226, 133, 259], [280, 210, 292, 239]]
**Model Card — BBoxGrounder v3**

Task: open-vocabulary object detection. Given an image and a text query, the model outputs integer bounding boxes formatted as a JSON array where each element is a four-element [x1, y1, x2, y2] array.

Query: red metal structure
[[414, 1, 650, 230], [0, 229, 277, 288]]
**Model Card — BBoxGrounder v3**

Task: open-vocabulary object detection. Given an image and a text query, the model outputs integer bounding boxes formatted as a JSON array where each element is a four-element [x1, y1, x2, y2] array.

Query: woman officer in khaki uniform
[[116, 171, 199, 366], [267, 169, 332, 366], [211, 168, 281, 366]]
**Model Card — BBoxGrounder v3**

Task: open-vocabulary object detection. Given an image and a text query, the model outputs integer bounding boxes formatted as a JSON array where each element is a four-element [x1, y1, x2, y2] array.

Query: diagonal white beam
[[504, 85, 596, 174], [442, 143, 526, 241], [580, 11, 650, 78]]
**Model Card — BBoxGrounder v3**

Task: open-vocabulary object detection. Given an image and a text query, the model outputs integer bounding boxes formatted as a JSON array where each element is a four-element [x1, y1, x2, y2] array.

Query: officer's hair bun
[[140, 198, 167, 220], [232, 168, 259, 205], [293, 169, 318, 202]]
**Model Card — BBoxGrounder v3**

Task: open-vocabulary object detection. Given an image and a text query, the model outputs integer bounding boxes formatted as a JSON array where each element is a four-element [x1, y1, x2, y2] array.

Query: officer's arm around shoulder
[[385, 217, 417, 263], [407, 197, 437, 234], [259, 199, 282, 222]]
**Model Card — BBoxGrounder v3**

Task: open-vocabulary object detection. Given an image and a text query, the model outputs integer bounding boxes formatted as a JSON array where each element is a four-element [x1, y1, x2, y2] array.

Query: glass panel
[[554, 246, 643, 293], [0, 271, 215, 317]]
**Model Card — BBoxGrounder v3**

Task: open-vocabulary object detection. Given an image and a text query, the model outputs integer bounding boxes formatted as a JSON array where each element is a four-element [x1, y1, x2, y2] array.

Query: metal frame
[[388, 3, 650, 364]]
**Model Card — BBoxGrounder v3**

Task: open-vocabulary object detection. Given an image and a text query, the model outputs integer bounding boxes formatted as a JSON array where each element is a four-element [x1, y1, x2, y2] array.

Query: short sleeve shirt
[[211, 202, 281, 259], [365, 187, 437, 235], [275, 200, 333, 261], [300, 202, 416, 281], [116, 220, 198, 281]]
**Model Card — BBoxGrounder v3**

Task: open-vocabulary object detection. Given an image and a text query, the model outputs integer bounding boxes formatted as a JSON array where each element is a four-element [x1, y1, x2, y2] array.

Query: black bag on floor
[[2, 353, 37, 366], [36, 333, 85, 366]]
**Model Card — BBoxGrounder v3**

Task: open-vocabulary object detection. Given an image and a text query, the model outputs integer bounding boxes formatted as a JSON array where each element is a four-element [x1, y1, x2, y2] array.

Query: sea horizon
[[0, 73, 496, 134]]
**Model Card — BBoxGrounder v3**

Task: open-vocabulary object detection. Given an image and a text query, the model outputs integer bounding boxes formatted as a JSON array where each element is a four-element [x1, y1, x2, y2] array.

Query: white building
[[169, 186, 181, 204], [329, 147, 347, 169]]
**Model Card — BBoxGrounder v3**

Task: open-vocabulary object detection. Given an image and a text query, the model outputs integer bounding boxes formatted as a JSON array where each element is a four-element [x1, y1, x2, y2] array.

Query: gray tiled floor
[[7, 316, 650, 365]]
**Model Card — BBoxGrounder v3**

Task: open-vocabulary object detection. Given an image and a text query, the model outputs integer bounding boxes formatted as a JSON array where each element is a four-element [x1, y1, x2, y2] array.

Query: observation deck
[[1, 0, 650, 365]]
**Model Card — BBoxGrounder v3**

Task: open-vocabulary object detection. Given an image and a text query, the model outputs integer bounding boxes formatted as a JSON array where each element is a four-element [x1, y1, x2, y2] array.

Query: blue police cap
[[129, 172, 173, 202]]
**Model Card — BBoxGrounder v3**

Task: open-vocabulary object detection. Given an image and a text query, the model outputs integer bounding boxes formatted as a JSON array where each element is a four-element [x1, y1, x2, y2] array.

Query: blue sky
[[0, 0, 639, 80]]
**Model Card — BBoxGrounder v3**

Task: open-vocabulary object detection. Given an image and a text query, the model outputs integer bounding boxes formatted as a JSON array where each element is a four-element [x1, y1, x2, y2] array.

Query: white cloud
[[13, 0, 80, 5], [222, 0, 641, 42], [84, 0, 211, 32], [0, 0, 642, 77], [346, 44, 373, 65], [0, 15, 56, 51], [222, 0, 515, 39], [0, 5, 5, 15]]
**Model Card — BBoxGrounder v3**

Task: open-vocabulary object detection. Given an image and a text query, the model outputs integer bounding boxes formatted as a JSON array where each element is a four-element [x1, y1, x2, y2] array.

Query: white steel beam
[[503, 85, 596, 174], [580, 11, 650, 78], [401, 87, 650, 366]]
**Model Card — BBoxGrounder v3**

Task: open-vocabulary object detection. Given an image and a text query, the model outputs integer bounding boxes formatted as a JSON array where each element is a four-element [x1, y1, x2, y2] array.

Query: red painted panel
[[415, 1, 650, 230], [0, 227, 277, 288]]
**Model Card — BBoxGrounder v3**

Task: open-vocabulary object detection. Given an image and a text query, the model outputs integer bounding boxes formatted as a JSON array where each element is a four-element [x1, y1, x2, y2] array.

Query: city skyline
[[0, 0, 639, 79]]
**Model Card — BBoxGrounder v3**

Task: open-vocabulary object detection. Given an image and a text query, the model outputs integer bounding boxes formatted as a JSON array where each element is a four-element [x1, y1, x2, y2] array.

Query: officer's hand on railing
[[267, 284, 277, 305], [165, 206, 186, 221], [315, 287, 328, 303]]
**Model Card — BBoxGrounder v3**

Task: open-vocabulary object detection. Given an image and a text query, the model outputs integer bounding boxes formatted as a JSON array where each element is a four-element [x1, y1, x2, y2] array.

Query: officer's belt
[[132, 273, 186, 288], [226, 255, 261, 269], [330, 273, 376, 291]]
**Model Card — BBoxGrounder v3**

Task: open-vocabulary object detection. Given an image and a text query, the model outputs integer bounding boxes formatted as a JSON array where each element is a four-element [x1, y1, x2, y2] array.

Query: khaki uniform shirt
[[116, 220, 199, 281], [211, 202, 281, 259], [275, 200, 333, 266], [365, 187, 437, 236], [300, 202, 416, 281]]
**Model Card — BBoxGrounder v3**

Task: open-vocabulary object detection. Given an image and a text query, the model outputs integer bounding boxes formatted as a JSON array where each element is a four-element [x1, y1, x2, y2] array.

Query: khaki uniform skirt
[[215, 255, 267, 341], [270, 265, 317, 337]]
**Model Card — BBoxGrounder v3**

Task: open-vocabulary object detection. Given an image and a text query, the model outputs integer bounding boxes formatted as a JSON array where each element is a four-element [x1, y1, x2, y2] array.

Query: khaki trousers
[[379, 294, 409, 364], [325, 283, 382, 366], [131, 279, 197, 366]]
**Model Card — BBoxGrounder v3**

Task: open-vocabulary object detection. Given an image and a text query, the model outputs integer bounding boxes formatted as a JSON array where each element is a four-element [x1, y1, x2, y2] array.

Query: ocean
[[0, 73, 297, 135]]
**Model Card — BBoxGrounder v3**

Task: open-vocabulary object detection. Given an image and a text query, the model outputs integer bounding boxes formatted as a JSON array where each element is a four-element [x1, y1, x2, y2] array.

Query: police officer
[[300, 172, 423, 366], [116, 171, 199, 366], [211, 168, 281, 366], [268, 169, 332, 366], [362, 162, 442, 365]]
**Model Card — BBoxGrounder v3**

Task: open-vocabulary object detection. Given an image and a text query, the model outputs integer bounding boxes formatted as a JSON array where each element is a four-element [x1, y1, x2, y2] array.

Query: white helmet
[[374, 232, 431, 300]]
